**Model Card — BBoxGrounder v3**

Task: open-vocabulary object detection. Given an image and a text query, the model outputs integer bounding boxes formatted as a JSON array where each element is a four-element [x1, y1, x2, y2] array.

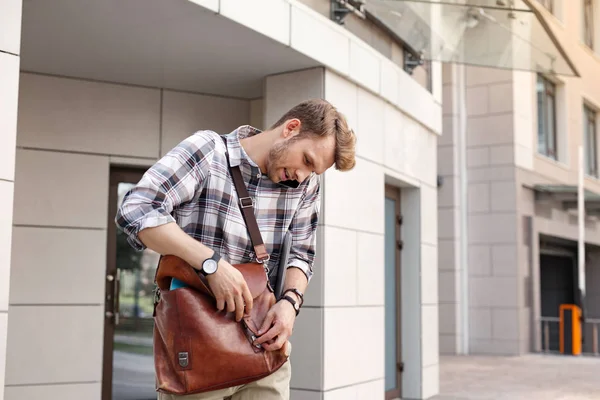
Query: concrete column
[[0, 2, 23, 399], [438, 63, 465, 355], [264, 67, 327, 400], [266, 66, 439, 399]]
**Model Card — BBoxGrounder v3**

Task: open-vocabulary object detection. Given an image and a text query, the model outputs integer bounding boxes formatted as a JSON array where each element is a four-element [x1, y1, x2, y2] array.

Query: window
[[584, 105, 598, 176], [584, 0, 595, 48], [537, 75, 558, 160], [538, 0, 554, 13]]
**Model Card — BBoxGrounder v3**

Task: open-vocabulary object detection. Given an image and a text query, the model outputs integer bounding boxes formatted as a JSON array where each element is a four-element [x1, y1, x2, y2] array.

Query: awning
[[360, 0, 579, 76], [533, 184, 600, 216]]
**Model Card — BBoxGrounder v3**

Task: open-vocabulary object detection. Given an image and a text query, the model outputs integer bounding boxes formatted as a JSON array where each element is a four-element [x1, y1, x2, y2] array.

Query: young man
[[115, 99, 356, 399]]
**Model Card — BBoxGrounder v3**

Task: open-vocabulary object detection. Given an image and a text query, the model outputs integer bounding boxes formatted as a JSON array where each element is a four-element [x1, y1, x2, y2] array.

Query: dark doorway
[[102, 167, 158, 400], [540, 253, 576, 351]]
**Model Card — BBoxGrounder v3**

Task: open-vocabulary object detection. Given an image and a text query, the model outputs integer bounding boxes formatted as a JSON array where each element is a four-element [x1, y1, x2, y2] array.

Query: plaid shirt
[[115, 125, 320, 281]]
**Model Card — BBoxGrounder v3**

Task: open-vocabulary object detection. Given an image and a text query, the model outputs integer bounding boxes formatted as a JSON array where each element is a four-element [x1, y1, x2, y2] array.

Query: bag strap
[[221, 136, 270, 264]]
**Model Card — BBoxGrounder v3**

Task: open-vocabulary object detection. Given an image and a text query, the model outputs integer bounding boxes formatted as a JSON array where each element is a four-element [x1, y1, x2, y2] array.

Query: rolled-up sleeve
[[115, 131, 215, 250], [287, 174, 321, 282]]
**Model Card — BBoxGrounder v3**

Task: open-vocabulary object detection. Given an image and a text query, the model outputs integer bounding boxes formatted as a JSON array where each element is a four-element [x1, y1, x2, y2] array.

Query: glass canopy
[[361, 0, 579, 76]]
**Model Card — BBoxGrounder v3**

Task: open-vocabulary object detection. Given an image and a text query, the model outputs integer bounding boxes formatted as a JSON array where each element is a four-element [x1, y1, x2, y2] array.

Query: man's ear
[[283, 119, 302, 138]]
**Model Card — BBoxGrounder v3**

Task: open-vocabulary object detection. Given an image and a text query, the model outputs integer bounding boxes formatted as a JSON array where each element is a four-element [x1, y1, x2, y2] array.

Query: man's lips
[[281, 168, 293, 181]]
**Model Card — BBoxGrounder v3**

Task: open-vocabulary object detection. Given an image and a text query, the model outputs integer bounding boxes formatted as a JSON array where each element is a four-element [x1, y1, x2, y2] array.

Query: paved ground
[[433, 354, 600, 400]]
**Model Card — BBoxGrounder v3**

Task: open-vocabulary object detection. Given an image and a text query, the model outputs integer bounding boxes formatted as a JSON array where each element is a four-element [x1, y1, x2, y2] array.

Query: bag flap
[[156, 255, 268, 299]]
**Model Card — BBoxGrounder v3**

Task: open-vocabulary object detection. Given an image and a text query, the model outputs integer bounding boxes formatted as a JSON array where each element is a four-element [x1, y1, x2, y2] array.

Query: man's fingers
[[262, 335, 286, 351], [258, 312, 275, 336], [234, 293, 245, 322], [215, 296, 225, 311], [254, 321, 281, 345], [241, 283, 253, 314], [226, 295, 236, 313]]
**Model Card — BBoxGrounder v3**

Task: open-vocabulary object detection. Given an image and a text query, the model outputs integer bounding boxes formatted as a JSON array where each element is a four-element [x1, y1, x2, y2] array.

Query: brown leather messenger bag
[[152, 137, 288, 395]]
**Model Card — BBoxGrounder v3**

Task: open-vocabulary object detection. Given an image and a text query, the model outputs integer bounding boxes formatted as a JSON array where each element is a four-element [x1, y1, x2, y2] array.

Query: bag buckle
[[178, 352, 189, 368], [256, 254, 270, 264], [239, 197, 254, 209]]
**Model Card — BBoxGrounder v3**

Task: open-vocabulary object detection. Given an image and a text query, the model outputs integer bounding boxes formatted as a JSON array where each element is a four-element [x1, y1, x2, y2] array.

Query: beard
[[265, 139, 300, 188], [265, 140, 288, 181]]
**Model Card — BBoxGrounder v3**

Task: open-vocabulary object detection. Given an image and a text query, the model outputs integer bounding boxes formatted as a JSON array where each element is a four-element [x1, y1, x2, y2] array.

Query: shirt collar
[[225, 125, 262, 168]]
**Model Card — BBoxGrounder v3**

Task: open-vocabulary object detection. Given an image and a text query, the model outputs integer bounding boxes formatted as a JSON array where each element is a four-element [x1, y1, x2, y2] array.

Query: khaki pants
[[157, 356, 291, 400]]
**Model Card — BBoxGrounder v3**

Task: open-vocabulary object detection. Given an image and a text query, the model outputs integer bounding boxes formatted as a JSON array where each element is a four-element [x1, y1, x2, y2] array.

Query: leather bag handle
[[221, 136, 270, 263]]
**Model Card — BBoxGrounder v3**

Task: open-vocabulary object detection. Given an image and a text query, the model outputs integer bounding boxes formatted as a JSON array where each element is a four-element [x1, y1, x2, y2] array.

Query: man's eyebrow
[[307, 151, 323, 173]]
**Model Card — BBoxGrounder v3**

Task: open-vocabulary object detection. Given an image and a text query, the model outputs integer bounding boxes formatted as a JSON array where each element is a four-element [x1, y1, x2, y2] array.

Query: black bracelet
[[282, 288, 304, 308], [280, 295, 300, 316]]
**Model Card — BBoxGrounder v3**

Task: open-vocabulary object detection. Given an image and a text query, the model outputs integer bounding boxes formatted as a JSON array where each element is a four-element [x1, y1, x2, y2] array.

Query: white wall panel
[[0, 0, 22, 55], [323, 226, 357, 306], [188, 0, 219, 12], [323, 307, 384, 390], [17, 74, 160, 158], [5, 383, 101, 400], [0, 53, 19, 181], [356, 88, 385, 163], [13, 150, 109, 228], [221, 0, 290, 45], [325, 70, 358, 132], [291, 4, 350, 76], [323, 160, 384, 234], [349, 41, 380, 94], [6, 306, 104, 385], [0, 313, 6, 400], [0, 182, 14, 312], [264, 68, 324, 128], [10, 227, 106, 305], [161, 90, 249, 155]]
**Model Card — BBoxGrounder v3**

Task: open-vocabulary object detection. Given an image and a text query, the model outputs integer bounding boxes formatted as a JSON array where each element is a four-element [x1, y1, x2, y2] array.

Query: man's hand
[[206, 261, 253, 322], [253, 300, 297, 351]]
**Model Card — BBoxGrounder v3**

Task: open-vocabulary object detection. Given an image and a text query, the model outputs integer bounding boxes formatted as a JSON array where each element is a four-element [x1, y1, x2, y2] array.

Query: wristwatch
[[200, 250, 221, 276]]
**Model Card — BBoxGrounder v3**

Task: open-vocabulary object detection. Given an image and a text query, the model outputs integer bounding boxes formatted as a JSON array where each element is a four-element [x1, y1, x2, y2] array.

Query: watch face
[[203, 259, 218, 274]]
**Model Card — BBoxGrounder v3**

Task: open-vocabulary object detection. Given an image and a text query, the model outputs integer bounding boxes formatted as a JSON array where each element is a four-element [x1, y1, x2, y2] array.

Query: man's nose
[[295, 170, 309, 183]]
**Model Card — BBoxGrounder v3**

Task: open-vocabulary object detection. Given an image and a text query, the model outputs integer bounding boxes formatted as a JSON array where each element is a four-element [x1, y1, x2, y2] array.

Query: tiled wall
[[5, 72, 250, 399], [439, 64, 527, 356], [464, 66, 522, 355], [0, 1, 22, 399], [265, 65, 439, 399], [583, 251, 600, 354]]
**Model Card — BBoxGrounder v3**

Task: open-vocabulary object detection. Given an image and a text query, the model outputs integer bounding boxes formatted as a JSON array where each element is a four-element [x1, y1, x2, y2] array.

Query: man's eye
[[304, 156, 310, 165]]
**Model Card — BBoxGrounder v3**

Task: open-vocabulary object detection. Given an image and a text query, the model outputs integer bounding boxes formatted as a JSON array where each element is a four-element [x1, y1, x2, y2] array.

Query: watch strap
[[200, 250, 221, 276], [210, 250, 221, 264]]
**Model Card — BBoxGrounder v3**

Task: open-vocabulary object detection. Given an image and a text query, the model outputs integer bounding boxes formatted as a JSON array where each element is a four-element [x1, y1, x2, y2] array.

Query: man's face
[[265, 129, 335, 187]]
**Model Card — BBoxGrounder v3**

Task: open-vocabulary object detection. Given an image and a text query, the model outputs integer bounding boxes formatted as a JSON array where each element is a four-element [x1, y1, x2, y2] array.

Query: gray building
[[0, 1, 581, 400]]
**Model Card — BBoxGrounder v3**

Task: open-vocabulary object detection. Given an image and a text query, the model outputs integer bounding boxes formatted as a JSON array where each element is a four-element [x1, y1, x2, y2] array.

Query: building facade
[[438, 0, 600, 356], [0, 1, 442, 400]]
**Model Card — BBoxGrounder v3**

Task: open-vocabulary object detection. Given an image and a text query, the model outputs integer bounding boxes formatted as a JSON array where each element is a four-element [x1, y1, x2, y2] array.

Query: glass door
[[103, 168, 159, 400], [384, 185, 402, 400]]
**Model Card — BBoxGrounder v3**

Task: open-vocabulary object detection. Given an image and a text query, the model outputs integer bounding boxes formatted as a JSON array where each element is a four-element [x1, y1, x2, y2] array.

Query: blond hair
[[270, 99, 357, 171]]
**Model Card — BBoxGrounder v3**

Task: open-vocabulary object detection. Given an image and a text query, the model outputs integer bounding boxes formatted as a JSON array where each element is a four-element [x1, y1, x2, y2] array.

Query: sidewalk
[[433, 353, 600, 400]]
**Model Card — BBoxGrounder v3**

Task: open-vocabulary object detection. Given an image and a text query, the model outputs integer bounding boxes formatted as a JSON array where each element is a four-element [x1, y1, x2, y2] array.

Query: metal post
[[578, 145, 586, 298], [544, 321, 550, 352], [457, 62, 469, 355], [594, 323, 598, 355]]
